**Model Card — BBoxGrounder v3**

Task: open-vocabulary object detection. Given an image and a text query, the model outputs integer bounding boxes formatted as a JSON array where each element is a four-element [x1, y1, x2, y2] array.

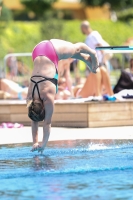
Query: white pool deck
[[0, 126, 133, 145]]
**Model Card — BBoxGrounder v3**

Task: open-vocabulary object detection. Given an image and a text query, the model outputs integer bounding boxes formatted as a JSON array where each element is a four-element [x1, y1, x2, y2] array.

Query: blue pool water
[[0, 139, 133, 200]]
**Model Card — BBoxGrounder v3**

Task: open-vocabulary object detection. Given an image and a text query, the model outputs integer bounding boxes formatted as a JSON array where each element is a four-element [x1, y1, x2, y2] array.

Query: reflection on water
[[32, 155, 59, 171], [0, 139, 133, 199]]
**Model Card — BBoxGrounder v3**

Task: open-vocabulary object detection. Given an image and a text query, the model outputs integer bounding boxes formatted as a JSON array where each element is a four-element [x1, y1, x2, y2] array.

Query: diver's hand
[[31, 143, 42, 152], [91, 50, 99, 73], [80, 52, 99, 73], [38, 147, 44, 154]]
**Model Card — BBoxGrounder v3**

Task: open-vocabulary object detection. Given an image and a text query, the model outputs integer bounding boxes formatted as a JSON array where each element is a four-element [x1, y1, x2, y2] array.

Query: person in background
[[126, 58, 133, 74], [80, 20, 113, 97], [55, 58, 74, 99], [73, 66, 114, 98], [6, 50, 18, 80], [26, 39, 99, 153], [113, 58, 133, 94], [0, 78, 28, 100], [80, 20, 112, 69], [55, 77, 71, 100]]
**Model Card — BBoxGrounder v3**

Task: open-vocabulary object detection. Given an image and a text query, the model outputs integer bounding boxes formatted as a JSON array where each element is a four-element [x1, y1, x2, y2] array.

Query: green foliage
[[0, 5, 13, 21], [40, 18, 67, 40], [81, 0, 103, 7], [117, 8, 133, 22], [1, 20, 133, 60], [20, 0, 57, 19], [62, 20, 133, 47], [0, 22, 41, 59], [0, 6, 13, 38], [0, 0, 2, 6], [81, 0, 133, 10], [87, 20, 133, 46]]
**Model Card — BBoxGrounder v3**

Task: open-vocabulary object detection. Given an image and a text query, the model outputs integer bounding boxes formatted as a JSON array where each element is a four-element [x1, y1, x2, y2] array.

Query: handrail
[[3, 52, 32, 77]]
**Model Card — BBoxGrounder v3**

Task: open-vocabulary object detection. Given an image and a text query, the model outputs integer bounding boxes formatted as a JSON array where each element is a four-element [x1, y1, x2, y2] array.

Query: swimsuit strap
[[55, 67, 58, 75], [30, 74, 58, 100], [30, 76, 45, 101], [32, 75, 58, 87], [54, 68, 58, 93]]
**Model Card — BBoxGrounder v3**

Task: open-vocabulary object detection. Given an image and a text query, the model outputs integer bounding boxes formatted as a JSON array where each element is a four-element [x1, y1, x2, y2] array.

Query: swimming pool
[[0, 139, 133, 200]]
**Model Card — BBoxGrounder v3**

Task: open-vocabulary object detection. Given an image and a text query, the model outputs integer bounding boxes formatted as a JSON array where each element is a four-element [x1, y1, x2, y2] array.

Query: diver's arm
[[41, 122, 51, 151], [31, 121, 38, 144], [31, 121, 40, 152], [72, 42, 99, 73], [51, 39, 99, 73], [39, 93, 54, 152]]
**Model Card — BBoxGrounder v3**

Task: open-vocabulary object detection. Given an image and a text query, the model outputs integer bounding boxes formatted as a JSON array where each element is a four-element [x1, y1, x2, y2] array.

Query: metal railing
[[0, 52, 33, 89], [3, 52, 32, 77]]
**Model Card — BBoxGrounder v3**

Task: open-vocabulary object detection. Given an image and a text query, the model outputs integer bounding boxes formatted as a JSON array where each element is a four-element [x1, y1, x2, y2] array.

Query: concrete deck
[[0, 126, 133, 145]]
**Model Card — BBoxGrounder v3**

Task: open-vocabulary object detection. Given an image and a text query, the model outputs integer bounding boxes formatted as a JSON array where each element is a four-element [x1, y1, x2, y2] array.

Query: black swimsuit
[[30, 73, 58, 101]]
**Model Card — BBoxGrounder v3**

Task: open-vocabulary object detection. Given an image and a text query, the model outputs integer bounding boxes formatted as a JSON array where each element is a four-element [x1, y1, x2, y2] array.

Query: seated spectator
[[113, 58, 133, 94], [55, 77, 71, 100], [17, 59, 30, 76], [0, 78, 28, 99], [0, 90, 11, 99], [73, 66, 113, 98], [6, 50, 18, 80], [58, 58, 74, 97], [125, 58, 133, 74]]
